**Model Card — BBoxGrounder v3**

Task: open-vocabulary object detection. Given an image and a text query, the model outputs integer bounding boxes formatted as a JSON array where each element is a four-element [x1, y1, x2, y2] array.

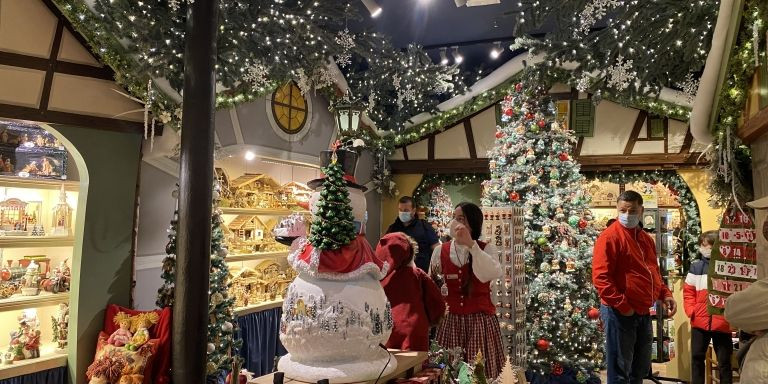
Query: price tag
[[714, 260, 758, 279], [719, 228, 757, 244]]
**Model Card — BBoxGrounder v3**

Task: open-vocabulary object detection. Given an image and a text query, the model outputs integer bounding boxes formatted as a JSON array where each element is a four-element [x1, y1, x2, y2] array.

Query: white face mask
[[448, 219, 460, 239], [398, 211, 413, 223], [618, 212, 640, 229], [700, 246, 712, 258]]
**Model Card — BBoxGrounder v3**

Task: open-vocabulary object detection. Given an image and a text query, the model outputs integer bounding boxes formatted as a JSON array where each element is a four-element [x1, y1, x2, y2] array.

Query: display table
[[248, 350, 429, 384]]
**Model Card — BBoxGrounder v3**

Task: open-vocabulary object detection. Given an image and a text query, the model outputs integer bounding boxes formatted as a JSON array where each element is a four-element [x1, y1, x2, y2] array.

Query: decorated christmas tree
[[308, 151, 356, 251], [482, 76, 603, 383], [426, 185, 453, 240], [157, 183, 242, 382]]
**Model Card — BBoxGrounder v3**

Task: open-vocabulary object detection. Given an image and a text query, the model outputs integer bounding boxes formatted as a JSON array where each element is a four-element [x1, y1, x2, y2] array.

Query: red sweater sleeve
[[419, 270, 446, 326], [592, 234, 632, 314]]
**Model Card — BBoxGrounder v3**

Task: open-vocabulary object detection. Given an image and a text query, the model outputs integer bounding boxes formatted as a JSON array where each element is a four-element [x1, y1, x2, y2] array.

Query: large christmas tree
[[482, 76, 603, 383], [157, 182, 242, 382]]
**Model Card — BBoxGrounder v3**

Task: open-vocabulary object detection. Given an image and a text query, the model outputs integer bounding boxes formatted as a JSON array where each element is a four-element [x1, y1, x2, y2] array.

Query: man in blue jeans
[[593, 191, 677, 383]]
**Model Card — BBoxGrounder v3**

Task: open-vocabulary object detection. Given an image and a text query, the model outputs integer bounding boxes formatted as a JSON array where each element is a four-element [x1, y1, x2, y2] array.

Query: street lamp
[[331, 91, 366, 135]]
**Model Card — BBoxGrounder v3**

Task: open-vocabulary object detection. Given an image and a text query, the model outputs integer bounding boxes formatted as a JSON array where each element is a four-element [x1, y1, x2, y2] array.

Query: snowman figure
[[278, 146, 396, 383]]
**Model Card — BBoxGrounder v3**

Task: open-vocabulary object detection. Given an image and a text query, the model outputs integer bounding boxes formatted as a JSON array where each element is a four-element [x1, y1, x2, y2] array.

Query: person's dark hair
[[700, 230, 718, 246], [605, 218, 616, 227], [617, 190, 644, 205], [456, 202, 483, 240], [398, 196, 416, 209], [455, 202, 484, 296]]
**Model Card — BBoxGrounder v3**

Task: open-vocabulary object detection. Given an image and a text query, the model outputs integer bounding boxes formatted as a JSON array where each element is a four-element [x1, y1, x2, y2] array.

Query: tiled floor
[[598, 363, 685, 383]]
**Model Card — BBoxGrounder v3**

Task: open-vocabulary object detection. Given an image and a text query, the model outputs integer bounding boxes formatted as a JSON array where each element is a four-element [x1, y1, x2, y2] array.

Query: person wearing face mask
[[684, 230, 733, 384], [428, 202, 504, 380], [593, 190, 678, 384], [386, 196, 440, 273]]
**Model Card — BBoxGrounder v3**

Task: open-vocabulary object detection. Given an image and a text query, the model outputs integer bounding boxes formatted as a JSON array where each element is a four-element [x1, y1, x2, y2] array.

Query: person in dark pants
[[684, 230, 733, 384], [593, 191, 677, 384], [386, 196, 439, 272]]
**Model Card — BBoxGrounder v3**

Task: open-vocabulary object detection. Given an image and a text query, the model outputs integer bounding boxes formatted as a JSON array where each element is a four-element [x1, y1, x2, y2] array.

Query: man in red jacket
[[593, 190, 677, 384]]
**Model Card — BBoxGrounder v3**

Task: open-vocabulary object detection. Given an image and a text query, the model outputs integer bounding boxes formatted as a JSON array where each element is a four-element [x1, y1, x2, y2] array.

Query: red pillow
[[101, 305, 172, 384]]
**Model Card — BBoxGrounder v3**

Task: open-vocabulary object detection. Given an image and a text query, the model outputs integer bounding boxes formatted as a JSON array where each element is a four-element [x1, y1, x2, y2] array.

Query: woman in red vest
[[429, 202, 504, 379]]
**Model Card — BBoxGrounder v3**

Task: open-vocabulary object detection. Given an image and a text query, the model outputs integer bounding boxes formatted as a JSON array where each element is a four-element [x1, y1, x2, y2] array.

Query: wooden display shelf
[[0, 236, 75, 248], [0, 343, 67, 380], [0, 175, 79, 191], [227, 250, 290, 263], [219, 207, 309, 216], [0, 292, 69, 313], [235, 299, 284, 316]]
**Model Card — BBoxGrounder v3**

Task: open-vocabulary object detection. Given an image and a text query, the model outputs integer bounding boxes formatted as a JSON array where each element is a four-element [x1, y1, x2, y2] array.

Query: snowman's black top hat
[[307, 149, 367, 192]]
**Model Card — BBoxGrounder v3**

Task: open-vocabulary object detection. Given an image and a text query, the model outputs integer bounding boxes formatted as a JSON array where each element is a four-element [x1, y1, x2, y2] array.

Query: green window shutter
[[759, 53, 768, 110], [570, 99, 595, 137], [648, 117, 665, 138], [495, 103, 502, 126]]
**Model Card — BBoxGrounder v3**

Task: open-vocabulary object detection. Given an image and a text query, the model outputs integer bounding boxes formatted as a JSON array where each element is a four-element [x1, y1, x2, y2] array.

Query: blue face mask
[[399, 212, 413, 223], [618, 212, 640, 229]]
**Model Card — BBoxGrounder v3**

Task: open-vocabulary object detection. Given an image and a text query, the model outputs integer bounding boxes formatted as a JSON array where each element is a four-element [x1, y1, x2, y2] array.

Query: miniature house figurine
[[51, 184, 72, 236]]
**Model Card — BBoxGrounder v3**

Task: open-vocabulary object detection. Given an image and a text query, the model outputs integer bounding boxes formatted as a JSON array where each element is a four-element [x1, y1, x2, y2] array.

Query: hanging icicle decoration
[[753, 21, 762, 67], [151, 117, 156, 151], [144, 79, 152, 140]]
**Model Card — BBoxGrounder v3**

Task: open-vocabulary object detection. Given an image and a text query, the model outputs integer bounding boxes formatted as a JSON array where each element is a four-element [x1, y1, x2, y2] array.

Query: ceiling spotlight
[[451, 46, 463, 64], [490, 41, 503, 59], [439, 47, 449, 65], [244, 151, 256, 161], [361, 0, 382, 17]]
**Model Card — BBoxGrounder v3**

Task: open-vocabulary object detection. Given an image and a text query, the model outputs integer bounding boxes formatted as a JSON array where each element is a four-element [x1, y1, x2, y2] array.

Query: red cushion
[[102, 304, 172, 384]]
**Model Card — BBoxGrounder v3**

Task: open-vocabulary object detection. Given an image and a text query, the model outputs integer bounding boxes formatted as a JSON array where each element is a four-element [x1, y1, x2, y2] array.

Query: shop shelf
[[0, 236, 75, 248], [0, 292, 69, 313], [226, 250, 290, 263], [0, 342, 67, 380], [234, 299, 284, 316], [0, 176, 79, 191], [219, 207, 308, 216]]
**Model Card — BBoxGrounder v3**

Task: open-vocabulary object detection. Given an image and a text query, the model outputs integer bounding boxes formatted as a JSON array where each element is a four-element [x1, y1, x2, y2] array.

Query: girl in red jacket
[[377, 232, 446, 351], [684, 230, 733, 384]]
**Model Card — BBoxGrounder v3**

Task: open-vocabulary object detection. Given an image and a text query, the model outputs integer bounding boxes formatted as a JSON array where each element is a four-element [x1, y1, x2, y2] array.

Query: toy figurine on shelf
[[126, 312, 159, 351], [40, 158, 54, 176], [3, 158, 12, 173], [20, 261, 40, 296], [107, 312, 133, 347], [52, 303, 69, 350], [8, 311, 40, 360], [44, 259, 71, 293], [51, 184, 72, 236], [20, 161, 39, 175]]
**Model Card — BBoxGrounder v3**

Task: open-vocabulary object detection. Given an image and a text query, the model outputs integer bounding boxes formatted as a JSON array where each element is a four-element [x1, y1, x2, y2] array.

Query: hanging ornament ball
[[568, 215, 581, 227], [551, 121, 560, 131], [212, 190, 220, 200], [496, 131, 505, 139], [528, 176, 539, 186], [552, 362, 564, 376], [509, 191, 520, 202], [211, 292, 224, 305], [515, 83, 523, 92], [558, 152, 570, 161], [207, 342, 215, 354], [537, 120, 546, 128], [539, 261, 551, 273], [578, 219, 588, 229], [537, 292, 550, 302], [222, 321, 234, 332], [516, 156, 526, 165], [588, 307, 600, 320], [171, 189, 179, 199], [537, 237, 548, 246], [504, 108, 514, 117], [529, 123, 540, 133], [218, 248, 229, 257], [526, 112, 535, 120], [576, 371, 588, 383], [536, 339, 551, 351]]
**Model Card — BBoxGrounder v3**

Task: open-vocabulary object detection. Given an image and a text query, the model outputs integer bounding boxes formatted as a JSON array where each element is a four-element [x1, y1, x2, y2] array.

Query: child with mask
[[377, 232, 446, 351], [429, 202, 505, 380], [684, 230, 733, 384]]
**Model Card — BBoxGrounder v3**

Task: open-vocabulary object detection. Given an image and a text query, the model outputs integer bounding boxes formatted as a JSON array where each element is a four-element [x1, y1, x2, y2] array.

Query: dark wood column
[[172, 0, 219, 382]]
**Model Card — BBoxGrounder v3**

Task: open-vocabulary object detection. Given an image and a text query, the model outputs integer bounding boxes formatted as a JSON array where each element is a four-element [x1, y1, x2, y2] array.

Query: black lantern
[[330, 91, 366, 135]]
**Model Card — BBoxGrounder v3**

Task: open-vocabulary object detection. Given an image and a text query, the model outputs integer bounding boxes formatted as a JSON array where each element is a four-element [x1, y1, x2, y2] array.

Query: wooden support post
[[173, 0, 218, 382]]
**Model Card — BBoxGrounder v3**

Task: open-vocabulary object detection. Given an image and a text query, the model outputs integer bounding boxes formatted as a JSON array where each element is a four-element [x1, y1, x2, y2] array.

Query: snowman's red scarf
[[288, 235, 389, 281]]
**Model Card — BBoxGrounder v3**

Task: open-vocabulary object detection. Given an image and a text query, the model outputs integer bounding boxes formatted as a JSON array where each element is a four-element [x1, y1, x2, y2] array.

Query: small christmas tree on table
[[308, 150, 356, 251], [482, 75, 603, 383], [157, 182, 242, 382]]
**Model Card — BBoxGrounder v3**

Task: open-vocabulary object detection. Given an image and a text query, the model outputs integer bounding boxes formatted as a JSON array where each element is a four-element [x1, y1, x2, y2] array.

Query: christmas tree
[[157, 183, 242, 382], [482, 76, 603, 383], [427, 185, 453, 240], [309, 150, 356, 250]]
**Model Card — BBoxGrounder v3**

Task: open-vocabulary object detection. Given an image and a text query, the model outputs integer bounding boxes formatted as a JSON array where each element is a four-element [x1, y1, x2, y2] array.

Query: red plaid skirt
[[436, 312, 505, 379]]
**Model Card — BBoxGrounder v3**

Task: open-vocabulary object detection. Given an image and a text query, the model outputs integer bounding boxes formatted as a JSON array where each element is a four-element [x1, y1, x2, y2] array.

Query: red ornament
[[552, 363, 564, 376], [504, 108, 514, 117], [588, 307, 600, 320], [536, 339, 550, 351], [496, 131, 505, 139], [526, 113, 535, 120], [578, 219, 588, 229], [558, 152, 570, 161], [508, 191, 520, 202], [537, 120, 546, 128], [515, 83, 523, 92]]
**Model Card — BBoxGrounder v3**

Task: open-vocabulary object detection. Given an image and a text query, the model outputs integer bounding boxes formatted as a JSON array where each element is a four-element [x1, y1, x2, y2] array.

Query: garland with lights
[[412, 173, 489, 209], [52, 0, 466, 133], [514, 0, 718, 100], [585, 170, 703, 269], [704, 0, 766, 208]]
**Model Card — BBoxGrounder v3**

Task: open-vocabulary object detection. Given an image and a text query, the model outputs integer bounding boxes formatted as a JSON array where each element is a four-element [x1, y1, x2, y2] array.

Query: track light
[[361, 0, 382, 17], [451, 46, 463, 64], [439, 47, 449, 65], [490, 41, 503, 59]]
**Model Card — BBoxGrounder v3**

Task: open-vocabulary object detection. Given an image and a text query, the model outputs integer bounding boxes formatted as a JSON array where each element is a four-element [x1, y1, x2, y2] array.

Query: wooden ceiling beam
[[739, 107, 768, 144], [0, 103, 154, 135]]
